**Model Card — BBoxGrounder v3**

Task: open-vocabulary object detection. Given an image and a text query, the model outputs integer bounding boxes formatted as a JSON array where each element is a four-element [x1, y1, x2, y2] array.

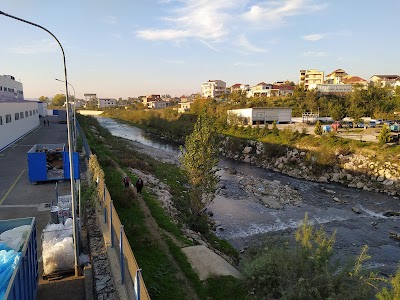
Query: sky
[[1, 0, 400, 99]]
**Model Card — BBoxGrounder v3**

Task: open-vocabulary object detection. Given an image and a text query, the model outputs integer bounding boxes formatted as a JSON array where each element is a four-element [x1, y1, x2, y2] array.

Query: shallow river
[[97, 117, 400, 276]]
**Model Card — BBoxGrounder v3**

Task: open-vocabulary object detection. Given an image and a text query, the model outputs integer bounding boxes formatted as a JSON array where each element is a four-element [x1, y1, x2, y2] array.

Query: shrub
[[243, 213, 375, 299], [314, 120, 323, 135]]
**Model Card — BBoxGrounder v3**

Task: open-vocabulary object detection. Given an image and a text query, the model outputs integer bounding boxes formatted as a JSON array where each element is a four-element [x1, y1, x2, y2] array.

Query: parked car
[[369, 121, 376, 128], [345, 121, 353, 128], [356, 123, 365, 128], [384, 120, 393, 126], [376, 119, 383, 125]]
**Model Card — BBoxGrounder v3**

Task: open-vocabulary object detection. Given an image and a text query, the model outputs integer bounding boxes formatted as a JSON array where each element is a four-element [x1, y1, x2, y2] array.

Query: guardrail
[[79, 123, 150, 300]]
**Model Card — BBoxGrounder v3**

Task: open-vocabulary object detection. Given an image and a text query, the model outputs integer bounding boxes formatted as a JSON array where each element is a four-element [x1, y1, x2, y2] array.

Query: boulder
[[242, 146, 252, 154]]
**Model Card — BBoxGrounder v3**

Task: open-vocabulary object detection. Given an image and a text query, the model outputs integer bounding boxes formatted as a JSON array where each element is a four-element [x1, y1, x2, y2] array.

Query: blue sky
[[1, 0, 399, 99]]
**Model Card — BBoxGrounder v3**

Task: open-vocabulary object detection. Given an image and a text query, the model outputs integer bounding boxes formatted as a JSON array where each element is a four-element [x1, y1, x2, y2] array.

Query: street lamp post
[[56, 78, 77, 151], [1, 10, 80, 276]]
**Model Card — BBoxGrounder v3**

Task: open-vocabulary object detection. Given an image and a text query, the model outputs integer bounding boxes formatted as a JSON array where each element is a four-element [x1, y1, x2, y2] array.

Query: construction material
[[0, 217, 38, 300]]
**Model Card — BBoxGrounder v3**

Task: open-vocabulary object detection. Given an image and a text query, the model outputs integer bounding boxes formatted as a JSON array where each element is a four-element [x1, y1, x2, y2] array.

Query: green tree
[[329, 103, 346, 121], [39, 95, 49, 103], [272, 120, 279, 136], [376, 268, 400, 300], [51, 94, 66, 107], [314, 120, 323, 135], [378, 124, 392, 144], [180, 109, 219, 226]]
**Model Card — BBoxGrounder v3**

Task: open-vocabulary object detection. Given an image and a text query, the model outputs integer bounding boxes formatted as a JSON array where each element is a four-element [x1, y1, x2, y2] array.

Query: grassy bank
[[78, 114, 248, 299]]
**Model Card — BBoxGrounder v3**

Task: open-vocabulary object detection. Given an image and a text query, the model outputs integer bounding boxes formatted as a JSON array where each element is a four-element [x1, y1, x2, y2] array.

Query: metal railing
[[79, 124, 151, 300]]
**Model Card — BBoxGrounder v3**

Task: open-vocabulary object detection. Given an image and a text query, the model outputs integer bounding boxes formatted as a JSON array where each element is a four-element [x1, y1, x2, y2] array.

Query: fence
[[79, 122, 151, 300]]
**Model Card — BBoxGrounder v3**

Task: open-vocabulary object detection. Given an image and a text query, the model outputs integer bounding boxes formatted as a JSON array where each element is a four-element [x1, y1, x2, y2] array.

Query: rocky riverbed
[[97, 117, 400, 277]]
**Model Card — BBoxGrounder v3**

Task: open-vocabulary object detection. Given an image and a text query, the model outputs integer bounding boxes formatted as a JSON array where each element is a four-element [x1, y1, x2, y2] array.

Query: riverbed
[[96, 117, 400, 276]]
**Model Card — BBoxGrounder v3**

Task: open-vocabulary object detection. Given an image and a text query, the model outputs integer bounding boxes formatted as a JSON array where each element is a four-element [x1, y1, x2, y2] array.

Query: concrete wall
[[0, 102, 40, 151], [77, 110, 104, 116]]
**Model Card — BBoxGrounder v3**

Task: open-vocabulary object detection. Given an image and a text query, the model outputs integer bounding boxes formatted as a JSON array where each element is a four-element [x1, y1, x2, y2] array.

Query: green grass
[[79, 114, 246, 299]]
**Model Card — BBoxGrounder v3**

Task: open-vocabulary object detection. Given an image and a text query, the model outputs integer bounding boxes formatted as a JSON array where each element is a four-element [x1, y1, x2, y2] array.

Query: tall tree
[[51, 94, 66, 107], [39, 95, 49, 103], [180, 108, 219, 219]]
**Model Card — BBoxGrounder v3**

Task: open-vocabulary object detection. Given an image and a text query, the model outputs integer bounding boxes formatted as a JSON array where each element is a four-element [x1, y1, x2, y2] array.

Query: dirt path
[[111, 160, 199, 300]]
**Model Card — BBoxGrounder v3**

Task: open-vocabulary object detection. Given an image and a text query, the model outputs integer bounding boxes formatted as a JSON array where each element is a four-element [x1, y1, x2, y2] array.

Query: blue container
[[1, 217, 38, 300], [322, 125, 331, 133], [27, 144, 80, 183]]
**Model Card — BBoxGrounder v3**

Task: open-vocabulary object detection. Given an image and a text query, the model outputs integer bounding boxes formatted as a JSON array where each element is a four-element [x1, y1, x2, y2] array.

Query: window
[[6, 114, 11, 123], [33, 110, 35, 115], [36, 109, 38, 113], [0, 87, 2, 91], [15, 113, 19, 121], [29, 110, 32, 116], [20, 112, 24, 119], [0, 116, 2, 125], [25, 111, 28, 117]]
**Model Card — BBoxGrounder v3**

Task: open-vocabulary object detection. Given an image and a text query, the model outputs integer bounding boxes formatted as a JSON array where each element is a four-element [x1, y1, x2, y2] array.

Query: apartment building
[[98, 98, 117, 108], [370, 75, 400, 87], [325, 69, 348, 84], [0, 75, 24, 101], [299, 69, 324, 90], [201, 80, 226, 98]]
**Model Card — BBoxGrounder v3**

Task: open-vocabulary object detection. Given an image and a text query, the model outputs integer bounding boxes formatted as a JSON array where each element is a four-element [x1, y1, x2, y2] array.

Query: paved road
[[0, 116, 85, 300]]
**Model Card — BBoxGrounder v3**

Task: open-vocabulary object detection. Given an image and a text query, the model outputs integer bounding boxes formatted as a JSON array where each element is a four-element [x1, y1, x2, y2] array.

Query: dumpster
[[27, 144, 80, 183], [0, 217, 38, 300], [322, 125, 331, 133]]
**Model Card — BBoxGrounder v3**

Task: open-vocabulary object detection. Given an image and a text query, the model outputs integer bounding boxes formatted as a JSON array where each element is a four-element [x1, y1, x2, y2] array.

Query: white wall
[[0, 102, 40, 151]]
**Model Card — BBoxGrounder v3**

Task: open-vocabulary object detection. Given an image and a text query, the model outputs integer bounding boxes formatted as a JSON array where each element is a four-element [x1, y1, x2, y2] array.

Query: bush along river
[[96, 117, 400, 277]]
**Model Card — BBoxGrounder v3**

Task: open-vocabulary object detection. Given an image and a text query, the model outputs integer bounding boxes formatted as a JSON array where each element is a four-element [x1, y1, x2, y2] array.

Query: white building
[[300, 69, 325, 90], [147, 100, 168, 109], [98, 98, 116, 108], [0, 75, 42, 151], [0, 75, 24, 101], [247, 82, 279, 98], [178, 101, 193, 113], [227, 107, 292, 126], [201, 80, 226, 98]]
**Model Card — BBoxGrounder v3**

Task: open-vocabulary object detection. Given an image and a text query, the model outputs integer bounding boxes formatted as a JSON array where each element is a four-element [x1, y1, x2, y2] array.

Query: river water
[[96, 117, 400, 276]]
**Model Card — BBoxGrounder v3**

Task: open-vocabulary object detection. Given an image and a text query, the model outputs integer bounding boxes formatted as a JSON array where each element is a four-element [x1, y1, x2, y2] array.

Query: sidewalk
[[0, 116, 90, 300]]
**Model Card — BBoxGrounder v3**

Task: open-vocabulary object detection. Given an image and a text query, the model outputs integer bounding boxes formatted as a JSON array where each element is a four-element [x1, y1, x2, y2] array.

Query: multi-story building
[[325, 69, 348, 84], [247, 82, 279, 98], [370, 75, 400, 87], [341, 76, 368, 87], [98, 98, 116, 108], [273, 85, 295, 96], [0, 75, 40, 151], [0, 75, 24, 101], [299, 69, 324, 90], [201, 80, 226, 98]]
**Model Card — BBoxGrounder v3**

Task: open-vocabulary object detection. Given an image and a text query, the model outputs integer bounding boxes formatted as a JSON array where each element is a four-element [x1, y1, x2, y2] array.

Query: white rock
[[242, 146, 252, 154]]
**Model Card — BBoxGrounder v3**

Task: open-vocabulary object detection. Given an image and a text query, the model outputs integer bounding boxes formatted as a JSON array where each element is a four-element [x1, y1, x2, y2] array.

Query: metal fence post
[[110, 200, 114, 248], [103, 185, 107, 224], [120, 225, 124, 285], [136, 269, 142, 300]]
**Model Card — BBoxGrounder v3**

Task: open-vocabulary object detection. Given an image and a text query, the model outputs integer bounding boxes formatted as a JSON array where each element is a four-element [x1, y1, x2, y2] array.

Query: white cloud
[[243, 0, 327, 26], [135, 0, 238, 42], [303, 51, 327, 57], [302, 31, 352, 41], [237, 35, 267, 53], [136, 29, 190, 40], [302, 34, 325, 41], [9, 39, 59, 54], [200, 40, 221, 52]]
